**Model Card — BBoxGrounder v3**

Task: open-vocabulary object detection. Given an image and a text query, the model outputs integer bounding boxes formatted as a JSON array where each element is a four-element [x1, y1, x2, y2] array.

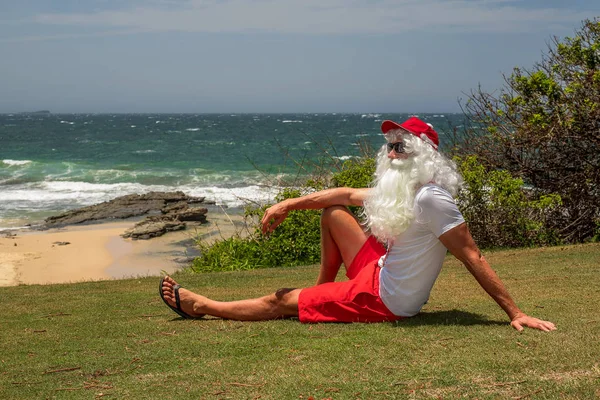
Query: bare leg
[[316, 206, 368, 285], [161, 276, 300, 321]]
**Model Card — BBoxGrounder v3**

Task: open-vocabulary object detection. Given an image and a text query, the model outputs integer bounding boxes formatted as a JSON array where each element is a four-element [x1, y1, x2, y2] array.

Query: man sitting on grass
[[160, 117, 556, 332]]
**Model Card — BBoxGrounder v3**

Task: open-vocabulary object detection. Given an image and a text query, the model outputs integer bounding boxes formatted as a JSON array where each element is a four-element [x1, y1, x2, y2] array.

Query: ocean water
[[0, 113, 464, 230]]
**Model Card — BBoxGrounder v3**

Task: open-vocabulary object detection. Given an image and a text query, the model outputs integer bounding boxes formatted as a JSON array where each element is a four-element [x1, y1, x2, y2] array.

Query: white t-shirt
[[378, 184, 465, 317]]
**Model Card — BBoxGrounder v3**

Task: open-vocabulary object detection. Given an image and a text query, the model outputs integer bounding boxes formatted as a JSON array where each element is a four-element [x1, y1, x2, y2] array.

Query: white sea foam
[[281, 120, 303, 123], [133, 150, 155, 154], [0, 183, 178, 219], [2, 159, 32, 166], [0, 181, 281, 218], [333, 156, 353, 161], [60, 120, 75, 125], [130, 125, 136, 128], [183, 185, 280, 208], [186, 128, 200, 131]]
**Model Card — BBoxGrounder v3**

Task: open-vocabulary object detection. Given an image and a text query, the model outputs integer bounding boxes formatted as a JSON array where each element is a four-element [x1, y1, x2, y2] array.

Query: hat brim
[[381, 120, 411, 135]]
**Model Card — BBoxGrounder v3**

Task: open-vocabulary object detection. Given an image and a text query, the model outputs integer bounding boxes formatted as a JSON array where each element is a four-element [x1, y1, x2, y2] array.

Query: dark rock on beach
[[121, 206, 209, 239], [176, 207, 209, 221], [121, 218, 187, 240], [161, 201, 189, 214], [42, 191, 214, 239]]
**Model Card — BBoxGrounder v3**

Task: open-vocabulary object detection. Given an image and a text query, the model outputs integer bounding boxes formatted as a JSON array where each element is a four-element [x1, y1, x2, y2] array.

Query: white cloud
[[11, 0, 597, 38]]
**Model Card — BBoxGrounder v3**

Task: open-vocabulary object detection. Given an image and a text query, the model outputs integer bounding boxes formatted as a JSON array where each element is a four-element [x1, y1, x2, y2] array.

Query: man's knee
[[269, 288, 300, 315], [321, 205, 351, 226], [275, 287, 295, 299]]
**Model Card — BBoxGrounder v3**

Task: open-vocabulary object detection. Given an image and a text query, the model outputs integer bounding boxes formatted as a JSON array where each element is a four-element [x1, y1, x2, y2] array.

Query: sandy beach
[[0, 208, 246, 287]]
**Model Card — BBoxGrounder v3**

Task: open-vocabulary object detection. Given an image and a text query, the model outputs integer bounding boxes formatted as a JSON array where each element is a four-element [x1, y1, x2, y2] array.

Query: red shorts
[[298, 236, 402, 323]]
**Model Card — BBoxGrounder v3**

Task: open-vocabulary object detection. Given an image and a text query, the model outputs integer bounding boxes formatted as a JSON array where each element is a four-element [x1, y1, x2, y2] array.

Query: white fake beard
[[363, 156, 420, 241]]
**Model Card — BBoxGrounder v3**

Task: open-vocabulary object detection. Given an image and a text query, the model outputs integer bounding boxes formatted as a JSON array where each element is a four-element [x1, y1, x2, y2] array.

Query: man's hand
[[261, 203, 289, 234], [510, 314, 557, 332]]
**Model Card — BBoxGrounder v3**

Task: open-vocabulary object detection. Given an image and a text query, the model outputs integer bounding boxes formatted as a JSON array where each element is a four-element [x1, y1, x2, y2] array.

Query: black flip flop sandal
[[159, 278, 203, 319]]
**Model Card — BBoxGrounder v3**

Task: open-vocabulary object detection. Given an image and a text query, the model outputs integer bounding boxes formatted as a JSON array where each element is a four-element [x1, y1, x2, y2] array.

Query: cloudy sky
[[1, 1, 598, 113]]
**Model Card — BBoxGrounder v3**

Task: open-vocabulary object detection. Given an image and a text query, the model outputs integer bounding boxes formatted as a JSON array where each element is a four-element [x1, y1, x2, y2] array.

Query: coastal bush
[[458, 18, 600, 243], [456, 156, 562, 248], [331, 156, 376, 188], [191, 156, 375, 272], [192, 188, 322, 272]]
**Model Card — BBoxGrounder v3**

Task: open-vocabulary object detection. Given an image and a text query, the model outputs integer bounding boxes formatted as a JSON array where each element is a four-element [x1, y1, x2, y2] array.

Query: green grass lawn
[[1, 243, 599, 399]]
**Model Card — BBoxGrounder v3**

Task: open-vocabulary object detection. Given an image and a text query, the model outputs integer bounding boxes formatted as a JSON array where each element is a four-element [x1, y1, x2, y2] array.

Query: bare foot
[[161, 276, 207, 318]]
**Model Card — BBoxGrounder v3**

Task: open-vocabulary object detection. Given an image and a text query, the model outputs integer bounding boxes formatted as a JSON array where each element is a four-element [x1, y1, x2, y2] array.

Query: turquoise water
[[0, 113, 464, 229]]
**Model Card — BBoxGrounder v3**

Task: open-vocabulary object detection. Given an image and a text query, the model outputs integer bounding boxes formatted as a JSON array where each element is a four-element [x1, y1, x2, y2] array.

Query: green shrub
[[191, 157, 375, 272], [332, 157, 376, 188], [459, 18, 600, 243], [191, 189, 323, 272], [590, 220, 600, 243], [456, 155, 562, 248]]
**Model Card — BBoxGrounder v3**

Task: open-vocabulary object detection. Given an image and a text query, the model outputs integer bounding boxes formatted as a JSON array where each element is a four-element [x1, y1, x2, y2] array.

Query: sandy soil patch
[[0, 208, 245, 286]]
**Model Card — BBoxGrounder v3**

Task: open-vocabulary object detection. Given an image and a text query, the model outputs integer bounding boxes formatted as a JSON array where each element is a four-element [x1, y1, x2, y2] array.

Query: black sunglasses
[[386, 141, 405, 153]]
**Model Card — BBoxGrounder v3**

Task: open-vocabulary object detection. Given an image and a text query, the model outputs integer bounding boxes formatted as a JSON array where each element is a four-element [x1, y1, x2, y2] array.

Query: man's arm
[[439, 223, 557, 332], [261, 187, 369, 234]]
